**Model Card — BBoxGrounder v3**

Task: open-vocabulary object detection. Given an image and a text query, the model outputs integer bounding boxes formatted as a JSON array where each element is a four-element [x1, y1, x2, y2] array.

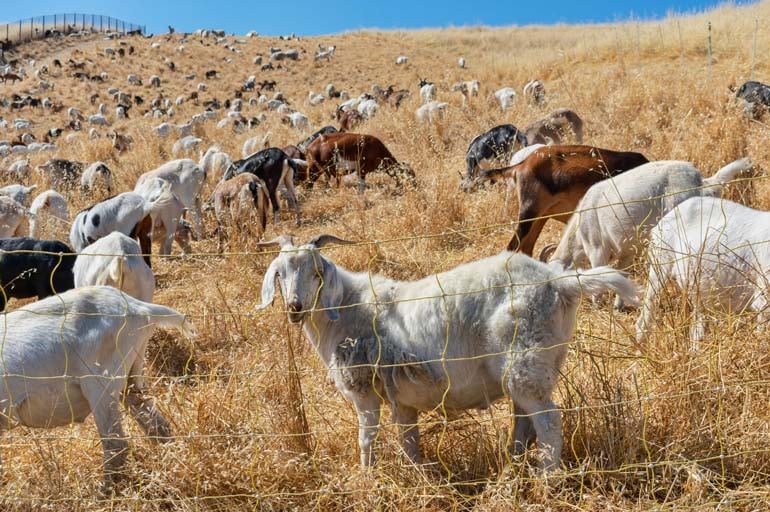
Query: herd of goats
[[0, 28, 769, 492]]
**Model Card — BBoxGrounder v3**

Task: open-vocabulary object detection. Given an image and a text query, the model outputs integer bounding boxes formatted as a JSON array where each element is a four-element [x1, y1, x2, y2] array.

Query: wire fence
[[0, 171, 769, 506], [0, 13, 145, 52]]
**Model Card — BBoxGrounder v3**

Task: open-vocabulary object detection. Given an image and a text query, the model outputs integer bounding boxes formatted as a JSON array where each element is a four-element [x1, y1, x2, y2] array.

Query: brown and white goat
[[211, 173, 269, 251], [464, 144, 648, 255]]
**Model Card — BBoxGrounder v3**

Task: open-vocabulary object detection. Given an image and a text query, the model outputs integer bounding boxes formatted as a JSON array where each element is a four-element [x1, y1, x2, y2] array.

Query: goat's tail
[[702, 157, 752, 196], [552, 266, 640, 308], [144, 303, 198, 341]]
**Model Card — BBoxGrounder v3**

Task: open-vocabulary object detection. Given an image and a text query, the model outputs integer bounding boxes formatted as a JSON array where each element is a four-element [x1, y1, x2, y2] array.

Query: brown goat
[[523, 108, 584, 145], [466, 144, 648, 255], [211, 174, 269, 251], [335, 107, 363, 131], [304, 132, 416, 192]]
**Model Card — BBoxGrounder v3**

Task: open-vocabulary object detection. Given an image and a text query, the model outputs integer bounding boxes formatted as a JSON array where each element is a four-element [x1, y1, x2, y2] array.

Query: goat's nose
[[288, 300, 302, 313]]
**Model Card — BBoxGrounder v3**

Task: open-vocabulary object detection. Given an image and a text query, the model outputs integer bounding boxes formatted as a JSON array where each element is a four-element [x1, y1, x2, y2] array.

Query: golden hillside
[[1, 1, 770, 509]]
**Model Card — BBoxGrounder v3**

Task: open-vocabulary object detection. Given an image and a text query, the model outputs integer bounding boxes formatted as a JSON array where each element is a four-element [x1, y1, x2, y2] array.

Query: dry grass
[[2, 1, 770, 509]]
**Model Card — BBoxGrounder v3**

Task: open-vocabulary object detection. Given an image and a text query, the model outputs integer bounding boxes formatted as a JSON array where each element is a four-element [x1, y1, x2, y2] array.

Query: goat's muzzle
[[287, 299, 304, 323]]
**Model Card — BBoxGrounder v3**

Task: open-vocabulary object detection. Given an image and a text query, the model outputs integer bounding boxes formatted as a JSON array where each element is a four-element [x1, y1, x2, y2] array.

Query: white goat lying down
[[73, 232, 155, 302], [0, 286, 195, 489], [637, 197, 770, 344], [256, 234, 638, 470], [545, 158, 751, 309]]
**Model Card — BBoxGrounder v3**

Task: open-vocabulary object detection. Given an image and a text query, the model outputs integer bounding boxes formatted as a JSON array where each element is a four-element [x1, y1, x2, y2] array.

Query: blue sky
[[0, 1, 756, 36]]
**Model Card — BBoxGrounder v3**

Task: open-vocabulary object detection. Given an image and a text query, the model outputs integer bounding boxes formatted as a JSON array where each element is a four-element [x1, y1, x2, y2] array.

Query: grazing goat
[[523, 80, 545, 105], [637, 197, 770, 345], [211, 173, 269, 250], [464, 124, 528, 181], [415, 101, 448, 124], [734, 80, 770, 118], [134, 177, 192, 255], [134, 159, 206, 238], [0, 286, 194, 489], [0, 184, 37, 205], [546, 158, 751, 310], [37, 158, 84, 190], [524, 108, 584, 145], [73, 232, 155, 302], [0, 196, 29, 237], [451, 80, 480, 106], [493, 87, 517, 110], [304, 132, 415, 192], [200, 146, 235, 185], [0, 237, 75, 311], [221, 147, 302, 225], [70, 191, 169, 267], [80, 161, 113, 196], [241, 134, 272, 158], [336, 107, 364, 131], [463, 145, 649, 255], [256, 234, 638, 469], [29, 190, 70, 239]]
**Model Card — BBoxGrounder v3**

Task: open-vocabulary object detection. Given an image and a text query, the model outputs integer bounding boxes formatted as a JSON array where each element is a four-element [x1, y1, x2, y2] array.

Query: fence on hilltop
[[0, 13, 145, 51]]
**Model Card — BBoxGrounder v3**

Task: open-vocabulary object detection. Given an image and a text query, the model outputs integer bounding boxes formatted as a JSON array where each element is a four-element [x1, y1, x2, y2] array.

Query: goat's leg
[[636, 255, 671, 345], [191, 199, 204, 239], [354, 392, 382, 466], [123, 370, 172, 442], [81, 380, 129, 491], [282, 163, 301, 226], [268, 186, 281, 225], [511, 400, 537, 456], [512, 395, 562, 473], [392, 405, 420, 463]]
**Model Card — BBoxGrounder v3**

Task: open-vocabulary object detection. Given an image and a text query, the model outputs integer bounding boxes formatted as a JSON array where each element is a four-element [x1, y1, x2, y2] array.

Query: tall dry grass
[[1, 1, 770, 509]]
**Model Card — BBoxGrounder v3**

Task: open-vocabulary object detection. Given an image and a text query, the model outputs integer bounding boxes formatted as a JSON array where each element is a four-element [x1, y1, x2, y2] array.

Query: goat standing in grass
[[256, 234, 638, 470]]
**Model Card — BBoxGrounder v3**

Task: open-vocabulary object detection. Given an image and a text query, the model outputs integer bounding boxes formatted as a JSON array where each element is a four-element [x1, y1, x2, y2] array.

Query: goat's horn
[[256, 234, 294, 250], [307, 234, 357, 248], [538, 243, 557, 262]]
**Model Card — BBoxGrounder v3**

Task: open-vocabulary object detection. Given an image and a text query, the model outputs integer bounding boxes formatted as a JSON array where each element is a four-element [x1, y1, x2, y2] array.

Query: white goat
[[80, 161, 113, 196], [357, 99, 378, 118], [395, 56, 409, 65], [286, 112, 310, 130], [256, 234, 638, 470], [0, 196, 28, 237], [200, 146, 234, 185], [415, 101, 448, 124], [0, 184, 37, 205], [637, 197, 770, 345], [241, 133, 271, 158], [134, 159, 206, 238], [0, 286, 194, 489], [74, 232, 155, 302], [546, 158, 752, 310], [133, 177, 189, 255], [494, 87, 517, 110], [419, 83, 436, 104], [89, 114, 110, 126], [172, 135, 202, 157], [29, 190, 69, 239], [8, 158, 30, 179]]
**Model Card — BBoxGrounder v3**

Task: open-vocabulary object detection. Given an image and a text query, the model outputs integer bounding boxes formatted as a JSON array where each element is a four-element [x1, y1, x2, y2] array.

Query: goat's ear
[[256, 259, 280, 310], [319, 258, 342, 321]]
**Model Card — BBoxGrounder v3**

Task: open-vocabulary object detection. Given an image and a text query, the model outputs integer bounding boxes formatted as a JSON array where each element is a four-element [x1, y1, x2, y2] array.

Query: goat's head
[[256, 234, 356, 324]]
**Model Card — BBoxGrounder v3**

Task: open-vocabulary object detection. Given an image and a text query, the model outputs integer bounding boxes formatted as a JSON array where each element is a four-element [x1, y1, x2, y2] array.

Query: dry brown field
[[2, 1, 770, 509]]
